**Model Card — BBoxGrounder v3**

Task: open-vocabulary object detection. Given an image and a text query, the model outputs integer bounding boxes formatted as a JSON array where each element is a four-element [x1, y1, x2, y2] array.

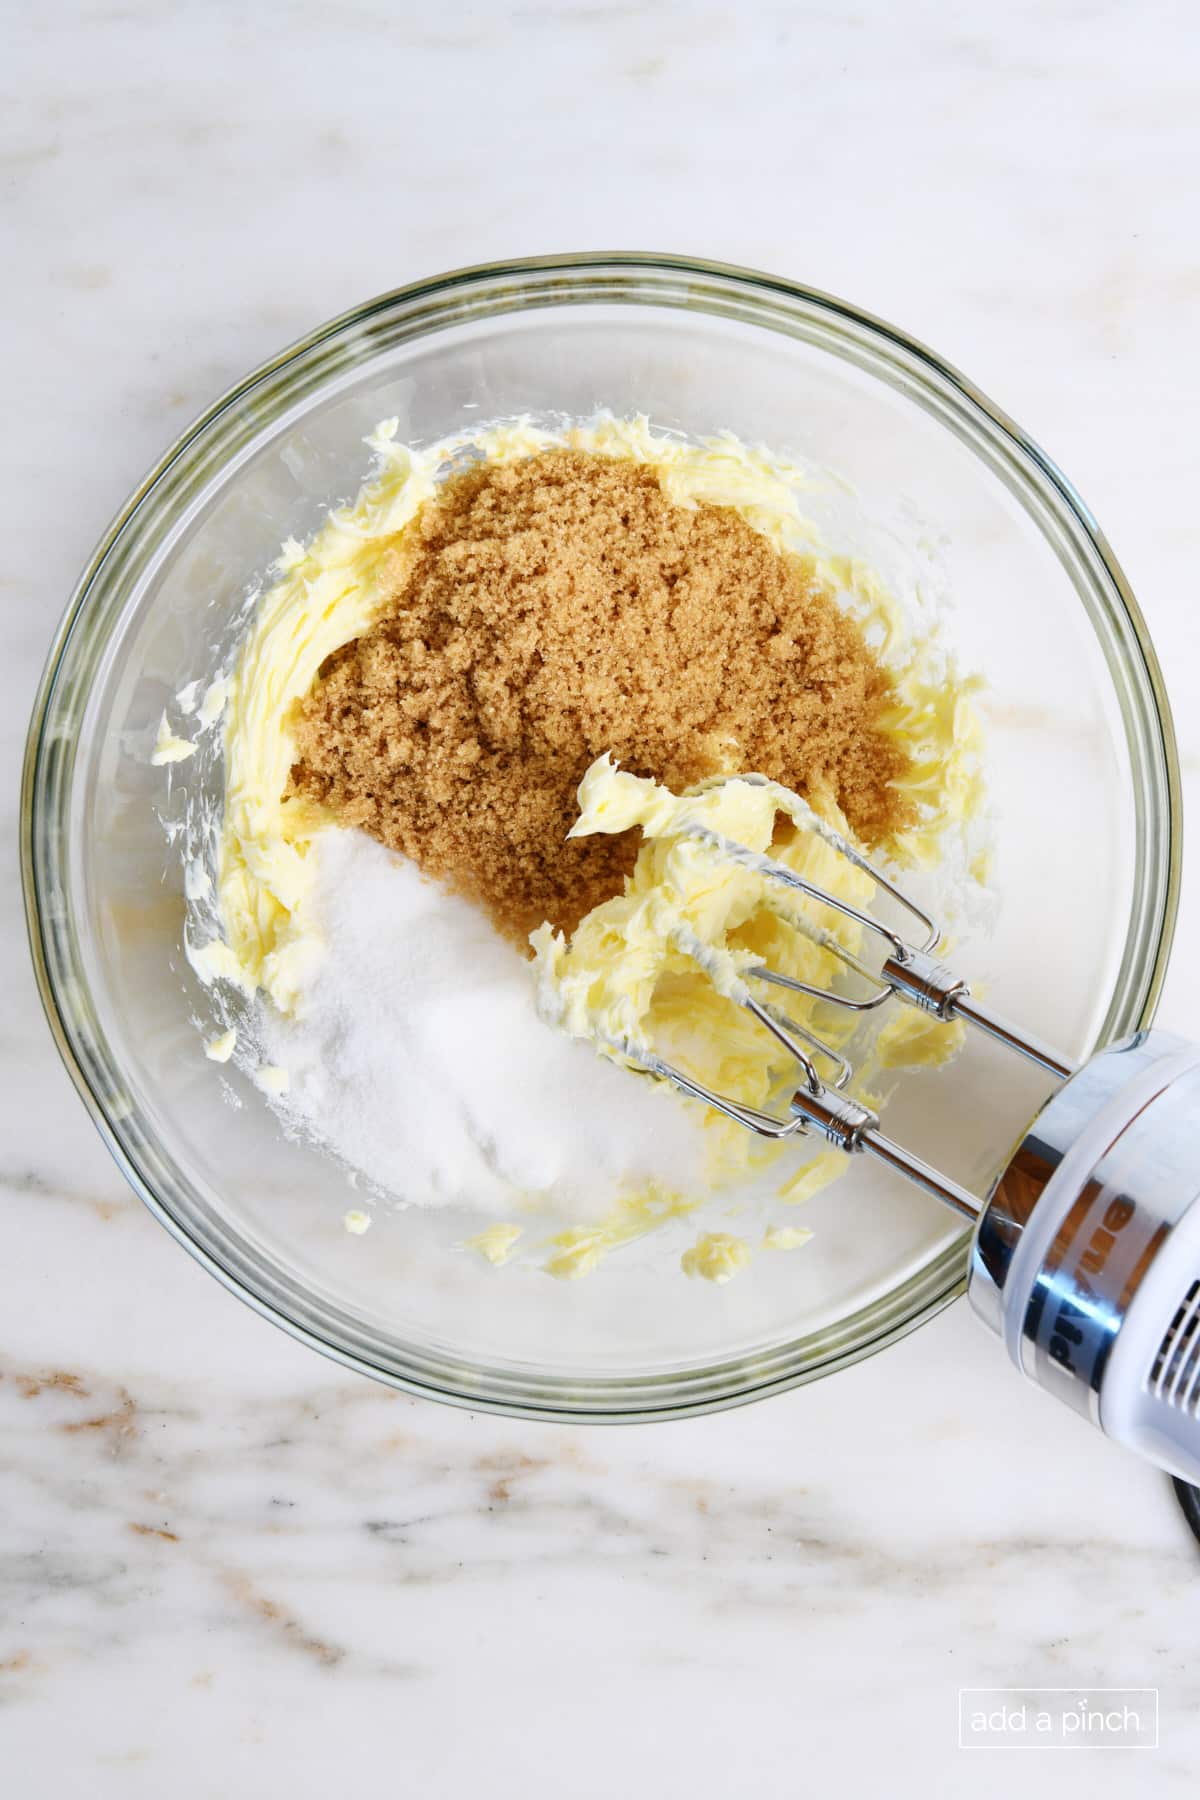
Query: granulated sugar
[[257, 828, 707, 1216]]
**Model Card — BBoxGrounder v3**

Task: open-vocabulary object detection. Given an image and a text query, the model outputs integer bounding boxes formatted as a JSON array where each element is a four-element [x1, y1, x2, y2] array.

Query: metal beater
[[621, 777, 1200, 1487]]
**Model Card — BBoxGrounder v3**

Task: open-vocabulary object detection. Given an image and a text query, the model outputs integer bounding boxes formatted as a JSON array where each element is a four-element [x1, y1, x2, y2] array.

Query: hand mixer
[[620, 777, 1200, 1488]]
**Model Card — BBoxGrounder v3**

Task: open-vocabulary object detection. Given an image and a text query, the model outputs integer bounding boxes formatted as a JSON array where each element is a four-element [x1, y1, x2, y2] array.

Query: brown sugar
[[288, 449, 913, 943]]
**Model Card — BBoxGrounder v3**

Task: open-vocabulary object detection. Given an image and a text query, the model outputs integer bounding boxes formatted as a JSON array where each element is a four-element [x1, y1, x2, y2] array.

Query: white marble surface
[[5, 2, 1200, 1792]]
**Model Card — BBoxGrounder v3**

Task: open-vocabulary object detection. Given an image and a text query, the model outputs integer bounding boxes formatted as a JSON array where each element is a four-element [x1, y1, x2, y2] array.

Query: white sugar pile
[[257, 829, 707, 1216]]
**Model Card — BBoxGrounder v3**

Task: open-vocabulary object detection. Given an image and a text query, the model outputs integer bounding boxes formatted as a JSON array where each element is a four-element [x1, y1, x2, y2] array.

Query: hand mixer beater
[[591, 773, 1200, 1487]]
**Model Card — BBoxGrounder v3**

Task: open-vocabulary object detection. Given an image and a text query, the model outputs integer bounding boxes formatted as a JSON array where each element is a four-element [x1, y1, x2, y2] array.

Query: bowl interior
[[29, 263, 1175, 1416]]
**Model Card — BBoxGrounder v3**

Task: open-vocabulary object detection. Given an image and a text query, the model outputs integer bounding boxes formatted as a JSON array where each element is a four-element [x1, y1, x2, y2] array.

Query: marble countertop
[[6, 3, 1200, 1792]]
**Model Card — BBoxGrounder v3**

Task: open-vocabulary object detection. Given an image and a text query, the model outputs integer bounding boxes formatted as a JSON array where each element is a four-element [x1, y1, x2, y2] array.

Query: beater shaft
[[859, 1131, 982, 1221], [946, 993, 1074, 1083], [877, 945, 1076, 1083], [784, 1079, 983, 1220], [781, 987, 1075, 1223]]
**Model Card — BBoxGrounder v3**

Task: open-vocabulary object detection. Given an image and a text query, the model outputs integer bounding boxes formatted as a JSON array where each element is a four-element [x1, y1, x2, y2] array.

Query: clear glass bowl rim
[[21, 252, 1183, 1421]]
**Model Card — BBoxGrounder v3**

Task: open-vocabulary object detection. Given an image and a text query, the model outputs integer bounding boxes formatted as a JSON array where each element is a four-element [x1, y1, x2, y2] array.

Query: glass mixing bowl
[[22, 254, 1180, 1420]]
